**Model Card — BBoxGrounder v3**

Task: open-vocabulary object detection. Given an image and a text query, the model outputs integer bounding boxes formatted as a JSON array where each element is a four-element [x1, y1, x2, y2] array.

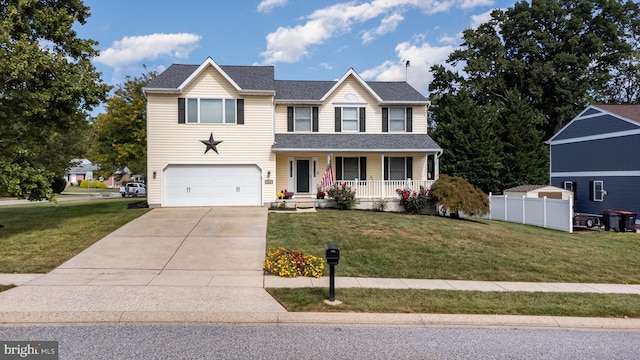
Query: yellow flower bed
[[264, 247, 325, 278]]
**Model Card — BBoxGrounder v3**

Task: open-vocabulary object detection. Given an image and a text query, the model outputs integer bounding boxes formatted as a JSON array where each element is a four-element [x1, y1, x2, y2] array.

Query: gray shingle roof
[[272, 133, 441, 152], [145, 61, 427, 102]]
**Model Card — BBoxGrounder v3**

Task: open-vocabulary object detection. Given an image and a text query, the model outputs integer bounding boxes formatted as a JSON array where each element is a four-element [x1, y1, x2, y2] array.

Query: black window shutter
[[335, 107, 342, 132], [406, 157, 413, 179], [312, 107, 319, 132], [384, 157, 389, 180], [359, 157, 367, 180], [336, 157, 343, 180], [236, 99, 244, 125], [287, 107, 294, 132], [178, 98, 185, 124], [572, 182, 577, 197], [359, 107, 366, 132], [589, 181, 594, 201], [382, 107, 389, 132], [406, 107, 412, 132]]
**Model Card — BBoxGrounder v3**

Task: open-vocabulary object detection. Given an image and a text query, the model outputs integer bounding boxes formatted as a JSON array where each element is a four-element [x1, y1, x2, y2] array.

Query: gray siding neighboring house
[[547, 104, 640, 214]]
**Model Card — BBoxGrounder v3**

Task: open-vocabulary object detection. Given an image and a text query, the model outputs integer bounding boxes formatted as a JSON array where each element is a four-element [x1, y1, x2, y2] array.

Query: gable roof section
[[547, 104, 640, 145], [274, 80, 335, 103], [144, 58, 275, 94], [272, 133, 441, 153], [319, 68, 382, 103]]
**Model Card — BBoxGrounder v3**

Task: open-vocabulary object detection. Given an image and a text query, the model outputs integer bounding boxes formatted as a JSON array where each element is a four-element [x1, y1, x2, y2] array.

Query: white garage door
[[164, 165, 261, 207]]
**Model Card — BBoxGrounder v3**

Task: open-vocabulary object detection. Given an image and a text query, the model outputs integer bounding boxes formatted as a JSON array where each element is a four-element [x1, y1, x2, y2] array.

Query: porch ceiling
[[272, 133, 442, 153]]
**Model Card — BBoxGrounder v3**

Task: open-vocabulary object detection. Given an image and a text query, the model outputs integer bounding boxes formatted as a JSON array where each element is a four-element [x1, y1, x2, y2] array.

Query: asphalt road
[[1, 324, 639, 359]]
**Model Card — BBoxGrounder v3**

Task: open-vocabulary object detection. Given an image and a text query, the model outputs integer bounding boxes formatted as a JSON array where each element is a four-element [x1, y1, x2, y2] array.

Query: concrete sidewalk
[[2, 274, 640, 295]]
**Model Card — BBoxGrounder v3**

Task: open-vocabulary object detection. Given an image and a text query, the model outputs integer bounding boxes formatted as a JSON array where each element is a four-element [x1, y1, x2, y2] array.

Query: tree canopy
[[429, 0, 640, 193], [0, 0, 109, 200], [89, 71, 156, 178]]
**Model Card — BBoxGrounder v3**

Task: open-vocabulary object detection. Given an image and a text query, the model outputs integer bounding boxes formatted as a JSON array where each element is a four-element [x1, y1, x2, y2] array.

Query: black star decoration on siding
[[200, 133, 223, 155]]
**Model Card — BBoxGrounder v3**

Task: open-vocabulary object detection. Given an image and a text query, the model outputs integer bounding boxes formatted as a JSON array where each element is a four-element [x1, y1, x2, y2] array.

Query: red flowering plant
[[327, 183, 359, 210], [396, 185, 429, 214]]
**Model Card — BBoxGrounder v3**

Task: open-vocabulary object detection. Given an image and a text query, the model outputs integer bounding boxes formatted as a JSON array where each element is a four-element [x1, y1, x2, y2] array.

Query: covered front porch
[[273, 152, 440, 200]]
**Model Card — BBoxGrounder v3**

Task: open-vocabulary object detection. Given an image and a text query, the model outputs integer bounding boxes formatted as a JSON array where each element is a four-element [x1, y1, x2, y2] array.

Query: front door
[[296, 159, 310, 193]]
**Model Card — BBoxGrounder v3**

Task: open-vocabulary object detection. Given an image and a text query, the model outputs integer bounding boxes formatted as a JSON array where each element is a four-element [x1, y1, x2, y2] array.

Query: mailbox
[[325, 244, 340, 265]]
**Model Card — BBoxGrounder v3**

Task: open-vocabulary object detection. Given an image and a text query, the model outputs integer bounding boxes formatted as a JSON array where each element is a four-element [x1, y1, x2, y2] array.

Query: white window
[[342, 107, 359, 131], [186, 98, 236, 124], [389, 157, 406, 180], [593, 181, 604, 201], [295, 107, 312, 131], [343, 157, 359, 180], [563, 181, 573, 191], [389, 108, 405, 132]]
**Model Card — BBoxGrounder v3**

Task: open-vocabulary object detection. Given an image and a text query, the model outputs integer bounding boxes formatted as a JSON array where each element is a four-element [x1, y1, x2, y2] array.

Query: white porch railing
[[337, 179, 435, 199]]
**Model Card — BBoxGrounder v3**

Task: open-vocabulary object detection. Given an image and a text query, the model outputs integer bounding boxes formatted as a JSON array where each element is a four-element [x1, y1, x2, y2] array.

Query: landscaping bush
[[264, 247, 325, 278], [429, 174, 489, 217], [51, 178, 67, 194], [396, 185, 429, 214], [78, 180, 108, 189], [327, 183, 359, 210]]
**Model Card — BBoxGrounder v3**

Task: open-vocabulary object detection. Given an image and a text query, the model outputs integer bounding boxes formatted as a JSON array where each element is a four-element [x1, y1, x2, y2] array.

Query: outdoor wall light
[[153, 171, 157, 179], [267, 170, 271, 178]]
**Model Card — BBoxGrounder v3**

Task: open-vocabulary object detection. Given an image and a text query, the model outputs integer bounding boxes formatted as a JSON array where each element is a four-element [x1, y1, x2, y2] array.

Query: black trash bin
[[616, 211, 637, 232], [603, 210, 621, 232]]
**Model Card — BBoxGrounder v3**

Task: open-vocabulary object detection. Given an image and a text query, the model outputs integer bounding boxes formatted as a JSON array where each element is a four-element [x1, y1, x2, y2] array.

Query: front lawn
[[267, 210, 640, 284], [0, 199, 150, 273]]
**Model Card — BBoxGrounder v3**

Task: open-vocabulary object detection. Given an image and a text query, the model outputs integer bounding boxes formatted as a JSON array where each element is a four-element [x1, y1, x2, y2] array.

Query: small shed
[[503, 185, 573, 200]]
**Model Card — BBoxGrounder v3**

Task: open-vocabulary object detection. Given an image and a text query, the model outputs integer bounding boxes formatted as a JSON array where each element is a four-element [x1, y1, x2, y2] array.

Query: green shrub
[[429, 174, 489, 217], [51, 178, 67, 194], [264, 247, 325, 278], [96, 181, 108, 189], [396, 185, 429, 214], [327, 183, 359, 210]]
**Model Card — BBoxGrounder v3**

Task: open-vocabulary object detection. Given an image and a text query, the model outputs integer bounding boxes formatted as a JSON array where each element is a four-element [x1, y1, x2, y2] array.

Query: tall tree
[[430, 89, 503, 194], [436, 0, 640, 139], [89, 71, 156, 178], [494, 90, 549, 189], [0, 0, 109, 200]]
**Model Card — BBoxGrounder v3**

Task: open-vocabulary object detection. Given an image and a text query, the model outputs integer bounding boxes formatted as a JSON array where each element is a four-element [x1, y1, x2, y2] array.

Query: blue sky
[[77, 0, 516, 99]]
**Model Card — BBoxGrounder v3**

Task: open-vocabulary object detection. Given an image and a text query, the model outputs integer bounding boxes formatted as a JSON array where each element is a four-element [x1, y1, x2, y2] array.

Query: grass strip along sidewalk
[[267, 210, 640, 317]]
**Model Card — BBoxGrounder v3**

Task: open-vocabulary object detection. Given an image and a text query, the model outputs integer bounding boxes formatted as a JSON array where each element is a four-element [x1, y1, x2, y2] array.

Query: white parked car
[[120, 182, 146, 197]]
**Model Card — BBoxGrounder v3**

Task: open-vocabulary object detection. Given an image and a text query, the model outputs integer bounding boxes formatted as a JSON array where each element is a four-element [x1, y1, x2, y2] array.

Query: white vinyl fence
[[485, 193, 573, 232]]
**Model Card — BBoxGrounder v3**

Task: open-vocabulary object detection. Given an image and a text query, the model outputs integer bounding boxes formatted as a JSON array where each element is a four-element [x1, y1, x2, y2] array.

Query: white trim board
[[551, 171, 640, 177]]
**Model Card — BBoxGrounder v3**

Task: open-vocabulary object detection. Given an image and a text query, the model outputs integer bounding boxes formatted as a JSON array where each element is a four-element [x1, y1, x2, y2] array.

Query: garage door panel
[[164, 165, 261, 207]]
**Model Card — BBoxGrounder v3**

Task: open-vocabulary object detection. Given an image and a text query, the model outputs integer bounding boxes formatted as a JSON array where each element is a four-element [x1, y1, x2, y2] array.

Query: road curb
[[1, 312, 639, 330]]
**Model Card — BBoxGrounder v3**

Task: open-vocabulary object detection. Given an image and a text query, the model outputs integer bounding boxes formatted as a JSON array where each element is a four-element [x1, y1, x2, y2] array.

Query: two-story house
[[143, 57, 442, 208]]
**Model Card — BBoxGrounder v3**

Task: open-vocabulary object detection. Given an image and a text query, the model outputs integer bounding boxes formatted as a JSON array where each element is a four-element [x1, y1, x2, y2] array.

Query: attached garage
[[164, 165, 261, 206]]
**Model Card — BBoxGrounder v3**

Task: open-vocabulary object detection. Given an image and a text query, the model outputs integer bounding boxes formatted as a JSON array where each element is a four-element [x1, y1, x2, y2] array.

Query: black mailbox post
[[325, 244, 340, 301]]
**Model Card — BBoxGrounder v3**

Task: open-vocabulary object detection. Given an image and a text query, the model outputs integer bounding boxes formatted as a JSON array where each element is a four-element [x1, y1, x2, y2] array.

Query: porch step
[[293, 199, 317, 209]]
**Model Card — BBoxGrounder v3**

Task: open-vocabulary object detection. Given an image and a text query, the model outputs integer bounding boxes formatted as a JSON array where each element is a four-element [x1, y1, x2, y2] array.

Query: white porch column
[[434, 152, 440, 180], [381, 153, 385, 198]]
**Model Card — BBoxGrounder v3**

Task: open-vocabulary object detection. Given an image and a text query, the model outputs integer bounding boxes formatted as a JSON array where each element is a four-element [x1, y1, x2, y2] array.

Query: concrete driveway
[[0, 207, 286, 316]]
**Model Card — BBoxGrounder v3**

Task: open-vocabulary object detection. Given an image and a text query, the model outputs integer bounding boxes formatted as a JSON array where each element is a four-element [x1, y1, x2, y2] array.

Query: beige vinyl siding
[[146, 67, 275, 206], [274, 74, 427, 134]]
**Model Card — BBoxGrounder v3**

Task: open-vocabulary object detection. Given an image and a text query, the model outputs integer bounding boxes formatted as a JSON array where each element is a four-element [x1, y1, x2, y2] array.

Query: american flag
[[321, 158, 334, 188]]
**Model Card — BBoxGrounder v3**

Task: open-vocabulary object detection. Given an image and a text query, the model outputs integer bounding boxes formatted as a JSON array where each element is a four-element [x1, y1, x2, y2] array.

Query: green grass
[[267, 288, 640, 318], [0, 199, 150, 273], [267, 209, 640, 283], [0, 285, 15, 293]]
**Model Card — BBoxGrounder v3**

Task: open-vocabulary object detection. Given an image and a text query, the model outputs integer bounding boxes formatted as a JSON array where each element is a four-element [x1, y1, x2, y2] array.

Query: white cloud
[[460, 0, 494, 10], [96, 33, 201, 68], [470, 9, 494, 29], [361, 38, 456, 94], [260, 0, 469, 64], [257, 0, 288, 13], [362, 12, 404, 44], [438, 34, 459, 45]]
